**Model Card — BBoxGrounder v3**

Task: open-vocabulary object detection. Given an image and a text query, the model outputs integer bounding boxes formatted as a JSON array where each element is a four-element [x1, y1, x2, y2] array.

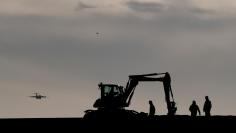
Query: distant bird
[[30, 93, 46, 100], [96, 32, 100, 38]]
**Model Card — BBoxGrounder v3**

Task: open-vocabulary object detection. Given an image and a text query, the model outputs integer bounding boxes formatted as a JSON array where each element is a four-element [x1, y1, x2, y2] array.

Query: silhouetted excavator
[[83, 72, 177, 120]]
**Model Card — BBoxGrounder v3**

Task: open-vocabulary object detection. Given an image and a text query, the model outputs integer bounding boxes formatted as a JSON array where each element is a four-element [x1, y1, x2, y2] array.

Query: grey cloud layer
[[1, 0, 236, 117], [126, 1, 167, 13], [125, 0, 216, 16], [75, 1, 97, 11]]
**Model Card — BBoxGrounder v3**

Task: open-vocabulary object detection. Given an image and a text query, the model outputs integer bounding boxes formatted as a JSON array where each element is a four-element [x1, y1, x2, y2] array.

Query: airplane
[[30, 93, 46, 100]]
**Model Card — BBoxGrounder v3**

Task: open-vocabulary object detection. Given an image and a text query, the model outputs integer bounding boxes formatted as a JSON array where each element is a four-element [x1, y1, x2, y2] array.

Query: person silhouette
[[149, 100, 156, 117], [169, 101, 177, 115], [189, 100, 201, 116], [203, 96, 212, 116]]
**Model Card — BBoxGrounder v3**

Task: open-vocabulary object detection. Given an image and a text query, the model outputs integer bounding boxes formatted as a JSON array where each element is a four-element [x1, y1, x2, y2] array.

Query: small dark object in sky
[[96, 32, 100, 38], [29, 93, 46, 100]]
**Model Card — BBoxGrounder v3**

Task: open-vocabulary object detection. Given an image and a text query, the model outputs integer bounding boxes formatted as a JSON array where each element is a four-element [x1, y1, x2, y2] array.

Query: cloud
[[75, 1, 96, 11], [190, 0, 236, 13], [0, 0, 83, 16], [125, 1, 167, 13], [124, 0, 216, 18], [188, 7, 215, 14]]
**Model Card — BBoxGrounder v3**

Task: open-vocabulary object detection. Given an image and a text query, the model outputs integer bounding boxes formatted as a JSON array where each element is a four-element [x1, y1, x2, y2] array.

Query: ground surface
[[0, 116, 235, 132]]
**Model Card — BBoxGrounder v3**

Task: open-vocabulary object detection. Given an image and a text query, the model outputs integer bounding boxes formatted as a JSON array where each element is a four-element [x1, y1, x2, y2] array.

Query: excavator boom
[[123, 72, 176, 115]]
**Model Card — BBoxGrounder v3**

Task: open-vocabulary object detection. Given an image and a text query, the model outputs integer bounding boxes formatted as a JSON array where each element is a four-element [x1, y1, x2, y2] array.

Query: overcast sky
[[1, 0, 236, 118]]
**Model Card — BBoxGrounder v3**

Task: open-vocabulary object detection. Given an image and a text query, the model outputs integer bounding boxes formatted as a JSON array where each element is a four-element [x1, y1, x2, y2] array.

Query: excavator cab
[[93, 83, 124, 108], [100, 83, 123, 98]]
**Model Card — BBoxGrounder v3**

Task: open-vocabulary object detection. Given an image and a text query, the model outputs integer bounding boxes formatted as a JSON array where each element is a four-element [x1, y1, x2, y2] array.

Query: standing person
[[189, 100, 201, 116], [149, 100, 156, 117], [169, 101, 177, 116], [203, 96, 212, 116]]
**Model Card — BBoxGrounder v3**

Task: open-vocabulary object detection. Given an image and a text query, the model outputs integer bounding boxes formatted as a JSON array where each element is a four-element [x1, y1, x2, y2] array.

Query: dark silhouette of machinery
[[83, 72, 177, 120], [30, 93, 46, 100]]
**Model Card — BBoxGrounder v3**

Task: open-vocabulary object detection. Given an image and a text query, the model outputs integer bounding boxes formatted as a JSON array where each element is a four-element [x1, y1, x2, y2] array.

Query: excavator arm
[[123, 72, 176, 115], [123, 73, 164, 105]]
